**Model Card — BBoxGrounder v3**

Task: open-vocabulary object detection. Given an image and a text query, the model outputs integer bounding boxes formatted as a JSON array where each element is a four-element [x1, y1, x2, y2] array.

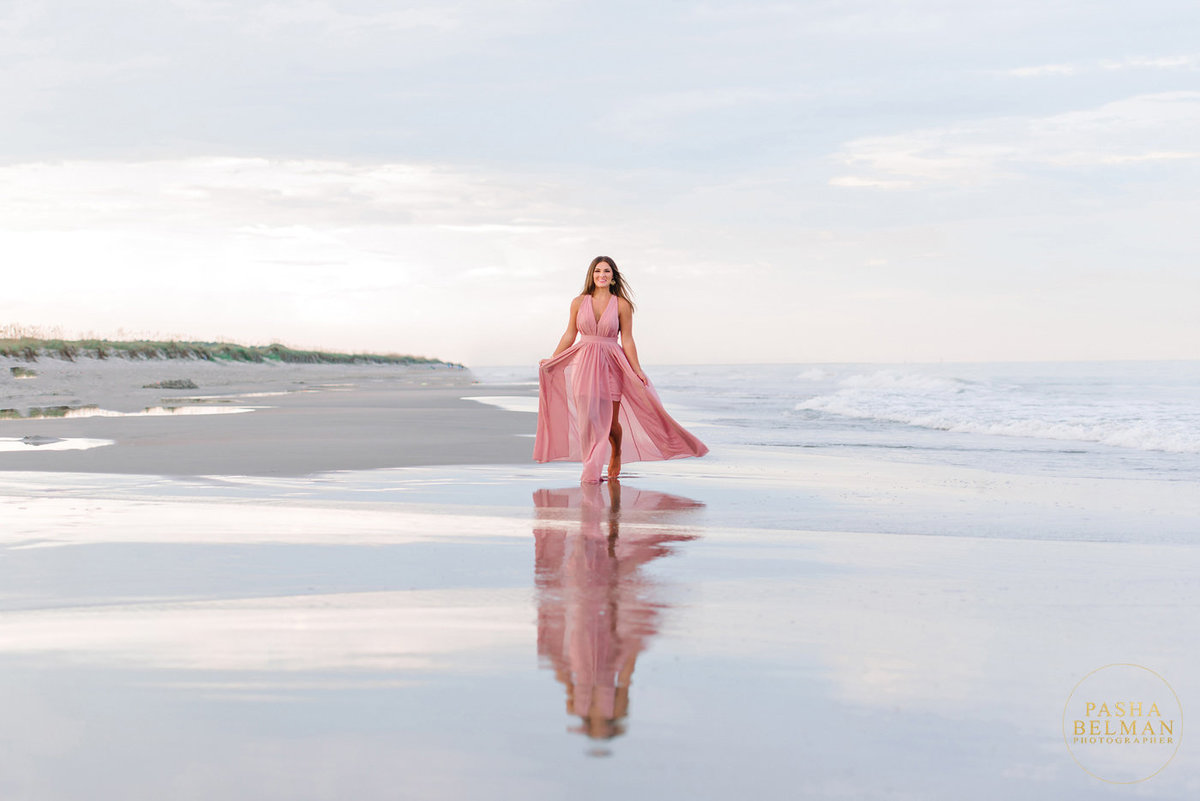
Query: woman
[[534, 256, 708, 484]]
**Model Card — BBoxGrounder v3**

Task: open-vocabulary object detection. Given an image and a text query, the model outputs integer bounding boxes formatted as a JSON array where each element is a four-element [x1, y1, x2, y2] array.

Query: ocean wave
[[796, 369, 1200, 454], [836, 369, 971, 393]]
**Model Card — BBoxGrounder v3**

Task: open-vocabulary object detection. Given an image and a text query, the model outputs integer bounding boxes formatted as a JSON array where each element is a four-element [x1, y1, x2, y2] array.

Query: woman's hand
[[634, 369, 648, 386]]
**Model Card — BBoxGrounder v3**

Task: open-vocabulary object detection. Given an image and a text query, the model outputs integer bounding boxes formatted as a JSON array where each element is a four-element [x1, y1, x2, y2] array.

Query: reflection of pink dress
[[533, 484, 701, 737], [534, 294, 709, 483]]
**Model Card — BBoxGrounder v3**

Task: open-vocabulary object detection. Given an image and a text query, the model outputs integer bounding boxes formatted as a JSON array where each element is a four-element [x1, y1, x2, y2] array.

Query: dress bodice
[[577, 293, 618, 339]]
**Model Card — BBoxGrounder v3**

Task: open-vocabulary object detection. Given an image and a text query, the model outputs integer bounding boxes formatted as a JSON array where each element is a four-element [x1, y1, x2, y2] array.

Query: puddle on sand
[[462, 396, 538, 414], [171, 391, 299, 402], [0, 436, 114, 452], [0, 405, 265, 420]]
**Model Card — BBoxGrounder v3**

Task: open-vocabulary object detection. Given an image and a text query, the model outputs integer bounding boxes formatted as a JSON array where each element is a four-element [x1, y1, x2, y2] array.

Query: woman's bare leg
[[607, 400, 622, 479]]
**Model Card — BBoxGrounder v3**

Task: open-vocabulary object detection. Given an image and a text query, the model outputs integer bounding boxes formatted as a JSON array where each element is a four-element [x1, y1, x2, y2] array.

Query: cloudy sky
[[1, 0, 1197, 365]]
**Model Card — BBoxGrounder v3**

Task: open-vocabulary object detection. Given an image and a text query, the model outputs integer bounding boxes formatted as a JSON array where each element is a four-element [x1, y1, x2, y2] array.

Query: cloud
[[234, 1, 462, 34], [1003, 54, 1200, 78], [0, 158, 576, 232], [830, 92, 1200, 189], [0, 157, 679, 362], [0, 158, 576, 322], [606, 88, 785, 143], [0, 150, 1195, 364], [828, 175, 914, 190]]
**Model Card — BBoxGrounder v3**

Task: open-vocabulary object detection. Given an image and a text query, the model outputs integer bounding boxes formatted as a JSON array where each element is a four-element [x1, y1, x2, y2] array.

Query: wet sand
[[1, 358, 1196, 799]]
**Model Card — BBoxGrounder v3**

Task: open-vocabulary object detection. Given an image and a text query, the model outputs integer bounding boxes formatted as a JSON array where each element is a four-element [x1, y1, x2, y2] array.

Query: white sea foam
[[796, 369, 1200, 454], [836, 370, 969, 393]]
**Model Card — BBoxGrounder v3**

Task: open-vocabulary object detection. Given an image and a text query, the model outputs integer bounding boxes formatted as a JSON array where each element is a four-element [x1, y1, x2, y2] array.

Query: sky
[[1, 0, 1197, 366]]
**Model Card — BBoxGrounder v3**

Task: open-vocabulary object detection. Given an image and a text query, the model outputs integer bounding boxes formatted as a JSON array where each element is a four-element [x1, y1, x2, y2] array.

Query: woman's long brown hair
[[582, 256, 635, 311]]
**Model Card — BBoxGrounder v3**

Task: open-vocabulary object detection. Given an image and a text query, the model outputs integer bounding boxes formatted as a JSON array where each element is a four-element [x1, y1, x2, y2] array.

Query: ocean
[[473, 360, 1200, 483]]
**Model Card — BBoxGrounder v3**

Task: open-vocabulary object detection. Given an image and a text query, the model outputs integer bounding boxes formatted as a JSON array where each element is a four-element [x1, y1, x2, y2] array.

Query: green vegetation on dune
[[0, 338, 456, 367], [0, 405, 79, 419]]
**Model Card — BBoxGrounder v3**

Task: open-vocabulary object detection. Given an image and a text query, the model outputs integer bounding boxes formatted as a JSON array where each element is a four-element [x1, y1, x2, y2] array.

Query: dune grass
[[0, 406, 78, 420], [0, 337, 455, 367]]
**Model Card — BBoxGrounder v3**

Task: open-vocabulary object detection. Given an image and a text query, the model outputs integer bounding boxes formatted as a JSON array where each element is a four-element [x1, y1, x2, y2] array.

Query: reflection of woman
[[533, 481, 701, 742], [535, 257, 708, 484]]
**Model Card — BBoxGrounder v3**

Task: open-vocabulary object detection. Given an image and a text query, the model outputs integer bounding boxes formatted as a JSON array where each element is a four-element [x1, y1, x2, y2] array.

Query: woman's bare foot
[[606, 451, 621, 480]]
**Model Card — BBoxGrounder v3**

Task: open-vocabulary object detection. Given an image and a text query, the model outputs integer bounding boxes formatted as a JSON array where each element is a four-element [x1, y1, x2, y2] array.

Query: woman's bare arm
[[542, 296, 582, 363], [617, 298, 648, 385]]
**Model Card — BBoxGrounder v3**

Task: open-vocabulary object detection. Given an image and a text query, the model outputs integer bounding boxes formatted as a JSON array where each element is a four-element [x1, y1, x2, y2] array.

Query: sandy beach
[[1, 358, 532, 475], [1, 357, 1197, 800]]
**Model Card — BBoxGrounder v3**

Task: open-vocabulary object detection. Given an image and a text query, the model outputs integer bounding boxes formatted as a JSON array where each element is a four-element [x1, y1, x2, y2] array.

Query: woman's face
[[593, 261, 613, 288]]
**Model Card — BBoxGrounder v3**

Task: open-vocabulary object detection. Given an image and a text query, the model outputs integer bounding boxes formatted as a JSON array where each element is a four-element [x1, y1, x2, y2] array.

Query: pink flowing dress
[[534, 293, 708, 483]]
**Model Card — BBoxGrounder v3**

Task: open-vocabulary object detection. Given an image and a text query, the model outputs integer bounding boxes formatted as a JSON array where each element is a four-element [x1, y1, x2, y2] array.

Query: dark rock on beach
[[20, 435, 63, 446]]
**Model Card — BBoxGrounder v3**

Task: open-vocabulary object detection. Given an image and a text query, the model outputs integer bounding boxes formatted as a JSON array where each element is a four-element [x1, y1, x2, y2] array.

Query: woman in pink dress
[[534, 256, 708, 484]]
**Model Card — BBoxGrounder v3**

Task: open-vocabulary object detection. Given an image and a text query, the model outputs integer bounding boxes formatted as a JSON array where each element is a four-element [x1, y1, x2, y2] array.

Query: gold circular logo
[[1063, 663, 1182, 783]]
